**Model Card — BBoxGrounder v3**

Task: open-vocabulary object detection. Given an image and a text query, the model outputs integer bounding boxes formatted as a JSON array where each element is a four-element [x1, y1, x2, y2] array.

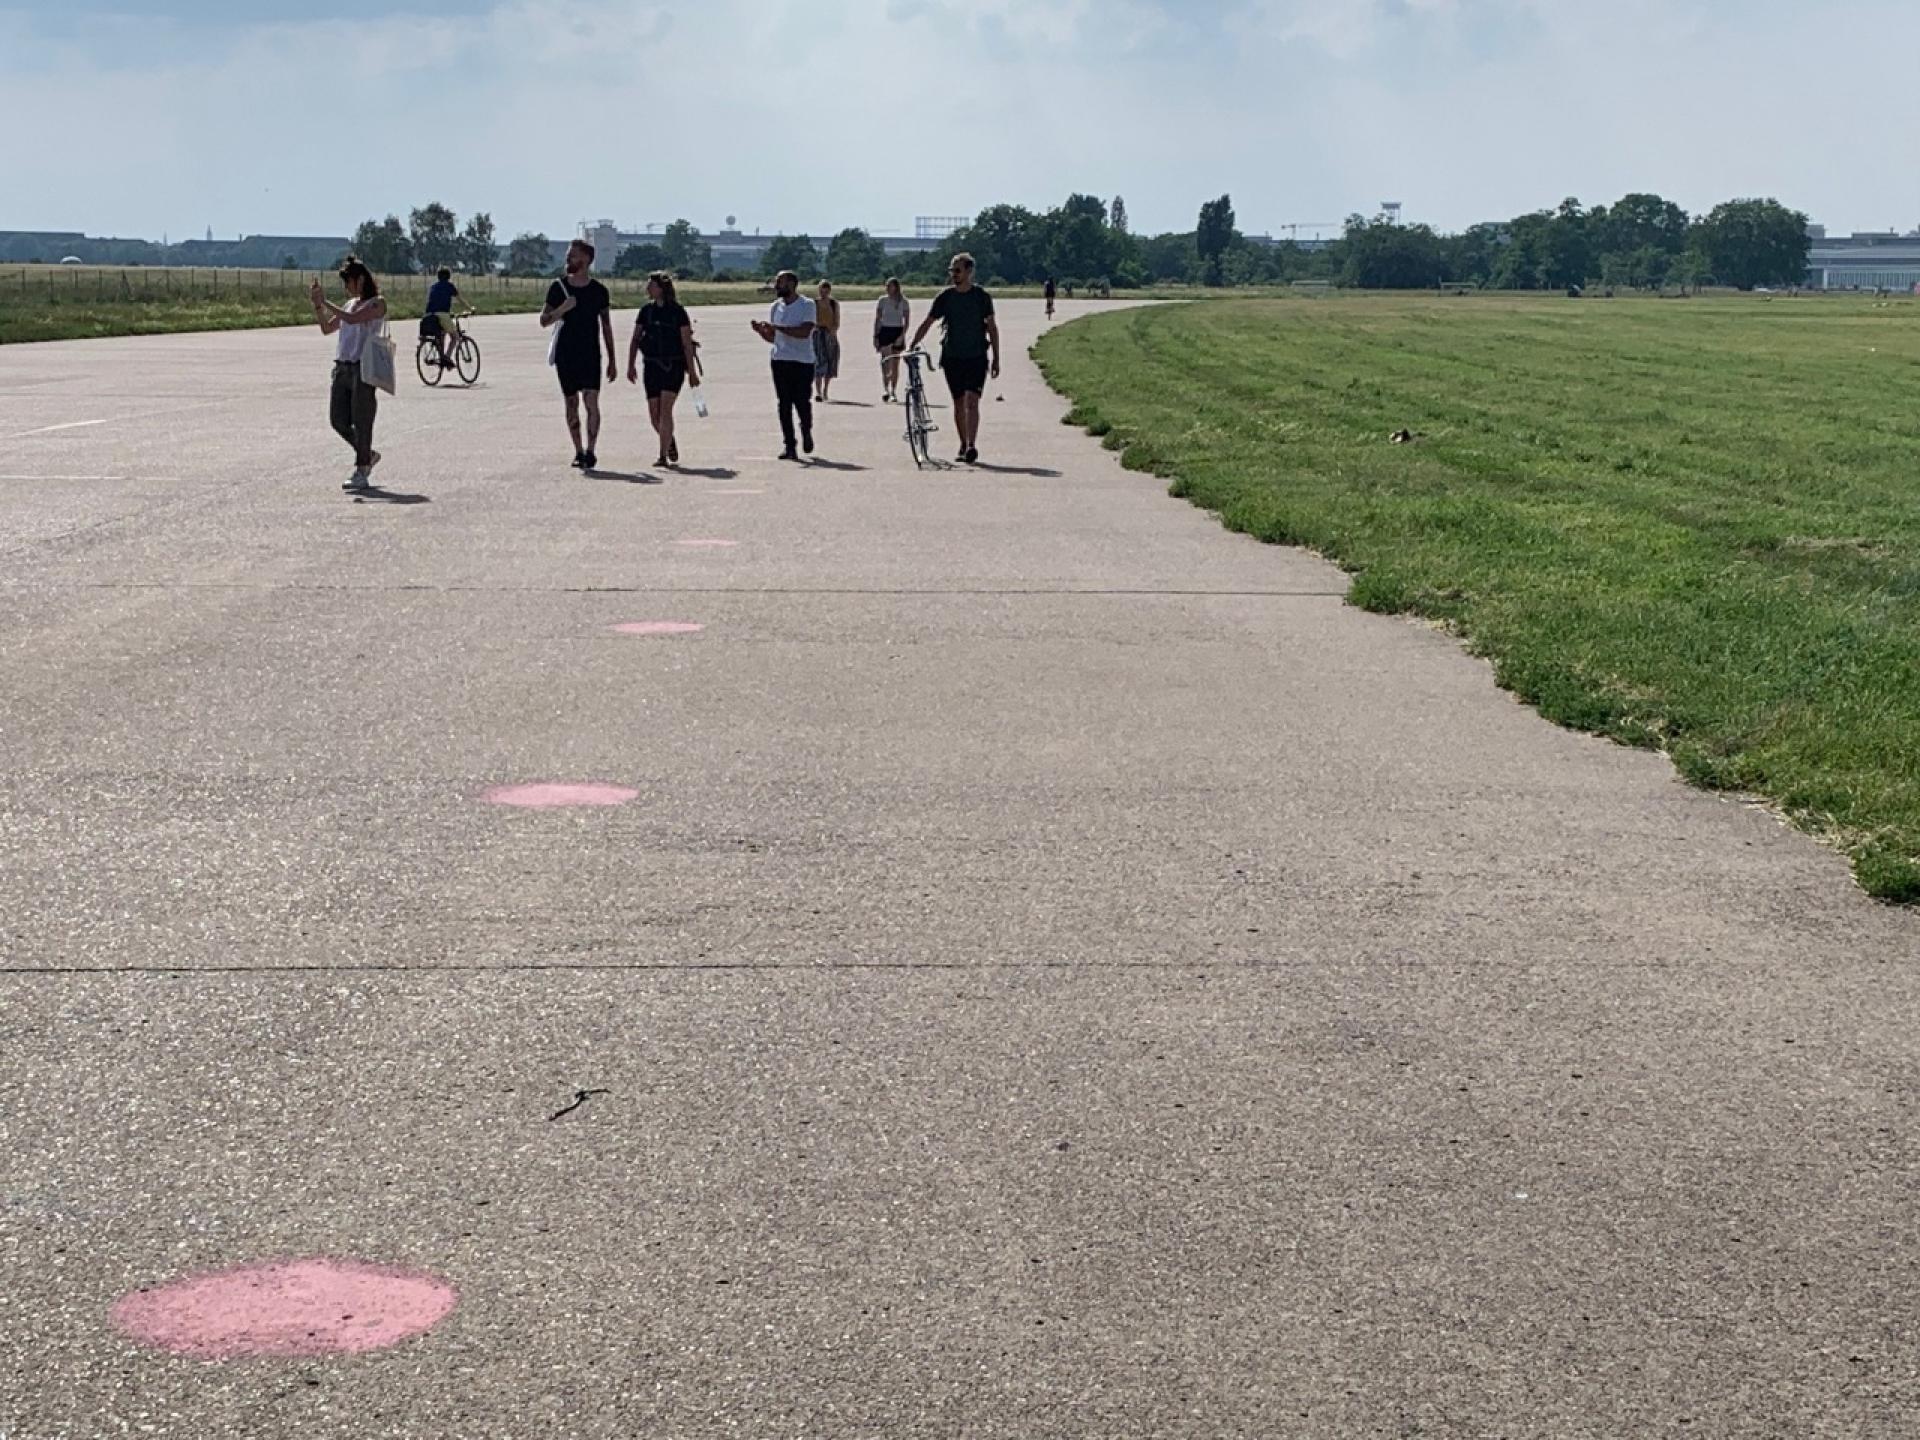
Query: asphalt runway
[[2, 300, 1916, 1437]]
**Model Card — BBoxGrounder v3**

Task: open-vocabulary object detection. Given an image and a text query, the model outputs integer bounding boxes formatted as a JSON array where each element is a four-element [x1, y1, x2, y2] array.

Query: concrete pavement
[[1, 300, 1916, 1437]]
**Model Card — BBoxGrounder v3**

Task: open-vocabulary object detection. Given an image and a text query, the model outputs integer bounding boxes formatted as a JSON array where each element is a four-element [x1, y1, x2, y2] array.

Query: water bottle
[[690, 386, 709, 419]]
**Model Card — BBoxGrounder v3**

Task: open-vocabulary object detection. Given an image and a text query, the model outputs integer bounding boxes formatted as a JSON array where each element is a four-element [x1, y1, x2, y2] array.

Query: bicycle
[[895, 348, 940, 468], [417, 313, 481, 387]]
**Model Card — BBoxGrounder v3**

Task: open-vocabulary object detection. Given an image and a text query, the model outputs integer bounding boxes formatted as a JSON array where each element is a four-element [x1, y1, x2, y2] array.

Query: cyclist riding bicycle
[[422, 268, 474, 368]]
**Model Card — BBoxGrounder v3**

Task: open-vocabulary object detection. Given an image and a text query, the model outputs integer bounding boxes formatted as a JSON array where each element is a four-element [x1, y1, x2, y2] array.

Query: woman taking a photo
[[310, 256, 389, 493], [627, 271, 701, 468], [812, 279, 842, 404], [874, 277, 910, 402]]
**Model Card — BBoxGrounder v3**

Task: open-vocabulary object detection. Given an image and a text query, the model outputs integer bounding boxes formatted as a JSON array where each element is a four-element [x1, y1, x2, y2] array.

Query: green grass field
[[0, 265, 1068, 345], [1036, 293, 1920, 902]]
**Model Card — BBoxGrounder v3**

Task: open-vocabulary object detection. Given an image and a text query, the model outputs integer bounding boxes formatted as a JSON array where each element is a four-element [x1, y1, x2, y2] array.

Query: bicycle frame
[[897, 349, 940, 469]]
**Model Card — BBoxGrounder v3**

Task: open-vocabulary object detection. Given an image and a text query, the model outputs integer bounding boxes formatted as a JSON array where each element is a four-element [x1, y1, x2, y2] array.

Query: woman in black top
[[626, 271, 702, 468]]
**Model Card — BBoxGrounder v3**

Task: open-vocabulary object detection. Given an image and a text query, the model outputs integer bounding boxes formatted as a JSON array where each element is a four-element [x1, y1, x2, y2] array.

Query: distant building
[[1807, 229, 1920, 290], [0, 230, 346, 268]]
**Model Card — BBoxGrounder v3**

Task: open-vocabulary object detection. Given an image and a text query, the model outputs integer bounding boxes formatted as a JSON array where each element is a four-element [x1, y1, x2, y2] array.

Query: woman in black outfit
[[626, 271, 702, 468]]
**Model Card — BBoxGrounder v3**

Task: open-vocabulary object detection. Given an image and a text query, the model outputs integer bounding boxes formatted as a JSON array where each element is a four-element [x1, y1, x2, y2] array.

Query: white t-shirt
[[768, 296, 817, 364], [876, 294, 909, 329], [334, 298, 372, 364]]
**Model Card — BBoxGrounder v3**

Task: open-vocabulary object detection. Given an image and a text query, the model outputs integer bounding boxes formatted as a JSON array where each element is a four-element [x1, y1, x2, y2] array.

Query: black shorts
[[557, 351, 602, 397], [942, 355, 989, 398], [642, 357, 686, 398], [875, 325, 905, 352]]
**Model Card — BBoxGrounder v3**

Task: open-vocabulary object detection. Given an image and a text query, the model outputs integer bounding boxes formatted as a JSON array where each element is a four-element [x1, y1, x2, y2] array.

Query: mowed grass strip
[[1035, 294, 1920, 902], [0, 266, 1081, 345]]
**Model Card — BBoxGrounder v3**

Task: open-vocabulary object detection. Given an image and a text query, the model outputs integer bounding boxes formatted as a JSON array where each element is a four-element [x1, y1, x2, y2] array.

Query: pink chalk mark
[[675, 537, 738, 548], [111, 1257, 457, 1360], [482, 781, 639, 808], [611, 621, 705, 637]]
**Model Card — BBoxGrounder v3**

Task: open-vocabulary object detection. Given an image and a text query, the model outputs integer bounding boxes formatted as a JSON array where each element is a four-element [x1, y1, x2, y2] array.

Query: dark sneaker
[[582, 450, 598, 470], [668, 438, 679, 463], [780, 445, 799, 462], [965, 447, 979, 464], [802, 433, 815, 455], [571, 451, 588, 469]]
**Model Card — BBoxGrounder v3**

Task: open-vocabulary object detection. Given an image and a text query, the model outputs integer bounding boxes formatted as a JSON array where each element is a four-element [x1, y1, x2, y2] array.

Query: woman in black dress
[[626, 271, 702, 468]]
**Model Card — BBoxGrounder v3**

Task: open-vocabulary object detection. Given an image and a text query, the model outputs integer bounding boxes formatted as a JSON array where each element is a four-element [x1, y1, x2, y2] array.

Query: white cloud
[[1, 0, 1917, 241]]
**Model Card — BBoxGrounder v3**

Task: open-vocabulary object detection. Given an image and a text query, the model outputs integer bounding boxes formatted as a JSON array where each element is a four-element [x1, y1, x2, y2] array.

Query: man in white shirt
[[751, 270, 817, 461]]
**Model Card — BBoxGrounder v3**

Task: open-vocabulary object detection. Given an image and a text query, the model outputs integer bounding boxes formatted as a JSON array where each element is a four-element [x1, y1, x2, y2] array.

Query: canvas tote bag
[[360, 317, 397, 395]]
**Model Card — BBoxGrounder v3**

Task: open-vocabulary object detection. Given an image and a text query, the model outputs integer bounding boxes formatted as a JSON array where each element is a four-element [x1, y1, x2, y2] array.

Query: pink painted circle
[[111, 1257, 457, 1360], [675, 537, 738, 548], [482, 782, 639, 808], [611, 621, 704, 637]]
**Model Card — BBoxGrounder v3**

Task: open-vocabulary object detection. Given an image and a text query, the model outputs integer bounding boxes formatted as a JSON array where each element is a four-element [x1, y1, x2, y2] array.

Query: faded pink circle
[[611, 621, 704, 637], [675, 537, 738, 548], [111, 1257, 457, 1360], [482, 782, 639, 808]]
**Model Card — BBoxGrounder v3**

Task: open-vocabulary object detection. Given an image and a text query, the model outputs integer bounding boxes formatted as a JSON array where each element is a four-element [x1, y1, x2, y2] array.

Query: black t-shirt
[[546, 278, 610, 360], [929, 285, 995, 361], [635, 300, 691, 362]]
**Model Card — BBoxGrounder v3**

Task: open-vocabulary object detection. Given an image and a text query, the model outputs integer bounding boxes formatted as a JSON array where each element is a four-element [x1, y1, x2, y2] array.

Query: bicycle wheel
[[416, 339, 443, 387], [905, 388, 933, 468], [455, 335, 481, 386]]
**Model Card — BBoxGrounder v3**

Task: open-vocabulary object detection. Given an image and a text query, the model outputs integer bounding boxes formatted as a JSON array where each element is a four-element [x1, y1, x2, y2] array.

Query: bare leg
[[657, 390, 678, 463], [583, 392, 602, 455], [564, 394, 584, 455]]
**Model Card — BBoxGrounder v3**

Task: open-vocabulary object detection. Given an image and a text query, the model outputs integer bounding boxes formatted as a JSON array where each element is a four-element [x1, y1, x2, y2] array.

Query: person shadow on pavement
[[352, 486, 431, 505], [966, 463, 1062, 477], [589, 469, 664, 485]]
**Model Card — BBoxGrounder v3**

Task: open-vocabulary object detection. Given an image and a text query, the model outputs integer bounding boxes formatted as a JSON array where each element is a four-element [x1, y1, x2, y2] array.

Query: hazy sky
[[4, 0, 1915, 243]]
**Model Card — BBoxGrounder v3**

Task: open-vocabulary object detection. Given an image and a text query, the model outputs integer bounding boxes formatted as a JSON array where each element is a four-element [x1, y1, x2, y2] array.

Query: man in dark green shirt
[[911, 251, 1000, 464]]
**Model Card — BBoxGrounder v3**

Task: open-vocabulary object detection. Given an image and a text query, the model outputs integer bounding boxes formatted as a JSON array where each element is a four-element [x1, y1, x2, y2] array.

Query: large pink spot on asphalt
[[111, 1258, 457, 1360], [611, 621, 704, 637], [675, 537, 738, 548], [482, 782, 639, 808]]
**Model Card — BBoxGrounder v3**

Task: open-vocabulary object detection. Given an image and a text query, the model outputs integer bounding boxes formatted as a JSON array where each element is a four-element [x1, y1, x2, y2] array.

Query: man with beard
[[540, 239, 617, 470], [910, 251, 999, 464], [750, 269, 817, 461]]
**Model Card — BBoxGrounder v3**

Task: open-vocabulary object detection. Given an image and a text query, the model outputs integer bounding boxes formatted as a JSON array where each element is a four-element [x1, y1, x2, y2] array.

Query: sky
[[4, 0, 1917, 243]]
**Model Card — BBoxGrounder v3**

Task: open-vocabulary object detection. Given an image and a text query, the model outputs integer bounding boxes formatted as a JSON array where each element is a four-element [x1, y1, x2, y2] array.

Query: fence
[[4, 266, 655, 307]]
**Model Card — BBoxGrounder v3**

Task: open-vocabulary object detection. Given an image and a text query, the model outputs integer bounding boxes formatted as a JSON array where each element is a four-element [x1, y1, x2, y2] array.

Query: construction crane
[[1280, 222, 1339, 242]]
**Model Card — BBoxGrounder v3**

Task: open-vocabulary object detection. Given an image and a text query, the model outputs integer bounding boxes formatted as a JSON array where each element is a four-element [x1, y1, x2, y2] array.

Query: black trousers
[[771, 360, 814, 447], [329, 360, 377, 467]]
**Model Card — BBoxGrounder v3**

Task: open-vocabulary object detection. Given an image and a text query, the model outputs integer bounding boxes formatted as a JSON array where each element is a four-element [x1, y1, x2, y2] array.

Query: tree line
[[349, 190, 1814, 293]]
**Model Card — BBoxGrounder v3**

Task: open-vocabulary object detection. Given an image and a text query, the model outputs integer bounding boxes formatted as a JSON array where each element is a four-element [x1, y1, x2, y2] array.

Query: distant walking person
[[310, 256, 388, 493], [540, 239, 616, 470], [627, 270, 701, 469], [874, 278, 910, 402], [910, 252, 999, 464], [750, 270, 816, 461], [812, 280, 842, 403], [1044, 275, 1056, 319]]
